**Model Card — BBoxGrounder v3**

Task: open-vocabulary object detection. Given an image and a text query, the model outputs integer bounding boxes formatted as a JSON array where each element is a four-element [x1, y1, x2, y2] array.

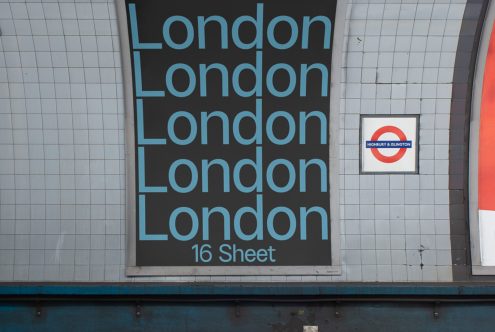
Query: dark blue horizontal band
[[366, 140, 412, 148], [1, 283, 495, 297]]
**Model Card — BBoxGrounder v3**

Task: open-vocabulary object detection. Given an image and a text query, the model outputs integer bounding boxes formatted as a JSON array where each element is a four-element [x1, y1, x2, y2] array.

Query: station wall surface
[[0, 0, 481, 282]]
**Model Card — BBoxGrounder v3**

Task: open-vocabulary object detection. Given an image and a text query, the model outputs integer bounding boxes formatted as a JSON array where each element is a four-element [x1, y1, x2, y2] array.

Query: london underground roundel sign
[[369, 125, 411, 163], [361, 116, 419, 173]]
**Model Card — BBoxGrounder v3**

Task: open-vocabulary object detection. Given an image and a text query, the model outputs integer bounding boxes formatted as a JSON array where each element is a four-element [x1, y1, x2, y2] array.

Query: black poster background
[[126, 0, 337, 267]]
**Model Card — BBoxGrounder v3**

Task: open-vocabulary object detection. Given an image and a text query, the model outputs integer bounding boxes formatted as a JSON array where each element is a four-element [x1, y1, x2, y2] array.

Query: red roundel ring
[[370, 126, 408, 163]]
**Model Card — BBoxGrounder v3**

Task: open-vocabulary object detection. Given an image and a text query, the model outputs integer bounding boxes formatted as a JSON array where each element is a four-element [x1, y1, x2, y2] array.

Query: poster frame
[[469, 0, 495, 275], [116, 0, 344, 276], [359, 114, 420, 175]]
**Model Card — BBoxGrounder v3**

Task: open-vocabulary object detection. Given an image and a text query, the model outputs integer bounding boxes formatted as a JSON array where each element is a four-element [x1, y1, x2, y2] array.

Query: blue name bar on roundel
[[366, 140, 412, 148]]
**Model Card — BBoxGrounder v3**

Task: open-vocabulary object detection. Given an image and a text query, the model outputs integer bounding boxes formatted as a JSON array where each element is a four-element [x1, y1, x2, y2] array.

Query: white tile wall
[[0, 0, 464, 282]]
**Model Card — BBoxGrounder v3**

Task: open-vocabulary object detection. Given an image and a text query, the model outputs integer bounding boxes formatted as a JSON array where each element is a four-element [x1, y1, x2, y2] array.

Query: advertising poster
[[123, 0, 338, 274]]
